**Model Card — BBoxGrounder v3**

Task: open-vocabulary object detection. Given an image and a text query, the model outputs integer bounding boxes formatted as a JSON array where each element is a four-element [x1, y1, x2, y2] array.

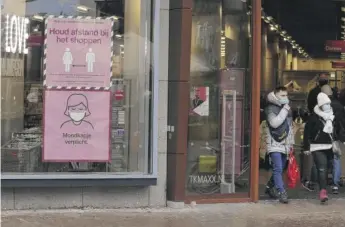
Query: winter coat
[[303, 113, 336, 151], [264, 92, 294, 154]]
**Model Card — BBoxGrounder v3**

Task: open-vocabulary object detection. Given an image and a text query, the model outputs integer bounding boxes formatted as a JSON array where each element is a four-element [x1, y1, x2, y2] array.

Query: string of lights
[[340, 7, 345, 60], [247, 6, 311, 60]]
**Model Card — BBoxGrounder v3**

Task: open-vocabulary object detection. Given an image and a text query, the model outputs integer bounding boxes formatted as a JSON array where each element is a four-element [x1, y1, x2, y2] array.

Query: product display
[[1, 128, 42, 172], [24, 84, 43, 128], [109, 79, 129, 172]]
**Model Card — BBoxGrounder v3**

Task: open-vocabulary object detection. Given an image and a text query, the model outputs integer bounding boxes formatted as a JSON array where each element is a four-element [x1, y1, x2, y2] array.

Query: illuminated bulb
[[33, 15, 44, 21], [120, 44, 124, 47], [267, 16, 272, 21], [342, 17, 345, 22], [77, 5, 89, 12], [342, 7, 345, 12], [115, 34, 122, 38]]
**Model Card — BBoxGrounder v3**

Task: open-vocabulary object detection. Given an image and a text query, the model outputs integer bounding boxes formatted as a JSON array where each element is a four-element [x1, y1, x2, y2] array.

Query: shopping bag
[[287, 150, 300, 189]]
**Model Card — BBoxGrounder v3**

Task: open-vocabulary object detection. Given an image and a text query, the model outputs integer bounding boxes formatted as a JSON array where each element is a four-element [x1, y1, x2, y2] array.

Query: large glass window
[[186, 0, 252, 196], [1, 0, 154, 175]]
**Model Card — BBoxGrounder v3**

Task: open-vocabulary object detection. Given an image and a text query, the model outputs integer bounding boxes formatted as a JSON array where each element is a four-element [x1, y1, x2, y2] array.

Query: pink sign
[[45, 18, 112, 87], [43, 90, 111, 162]]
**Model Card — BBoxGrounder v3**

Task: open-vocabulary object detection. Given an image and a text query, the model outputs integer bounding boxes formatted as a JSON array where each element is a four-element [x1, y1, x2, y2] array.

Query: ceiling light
[[32, 15, 44, 21], [76, 5, 89, 12], [342, 17, 345, 22], [267, 16, 273, 21], [342, 25, 345, 29], [115, 34, 122, 38], [281, 30, 287, 35], [342, 31, 345, 35], [270, 25, 276, 31], [342, 7, 345, 12]]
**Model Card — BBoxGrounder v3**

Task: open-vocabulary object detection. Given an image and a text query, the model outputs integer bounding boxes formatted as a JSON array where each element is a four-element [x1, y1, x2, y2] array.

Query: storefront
[[166, 0, 261, 204], [1, 0, 169, 209]]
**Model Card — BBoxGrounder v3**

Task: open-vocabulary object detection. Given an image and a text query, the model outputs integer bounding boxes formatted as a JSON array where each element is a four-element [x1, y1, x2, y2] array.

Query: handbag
[[327, 133, 345, 156], [331, 139, 345, 156]]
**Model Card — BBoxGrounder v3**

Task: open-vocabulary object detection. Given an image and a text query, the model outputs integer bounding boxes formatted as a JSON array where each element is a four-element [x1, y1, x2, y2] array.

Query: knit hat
[[321, 85, 333, 96], [317, 92, 331, 107]]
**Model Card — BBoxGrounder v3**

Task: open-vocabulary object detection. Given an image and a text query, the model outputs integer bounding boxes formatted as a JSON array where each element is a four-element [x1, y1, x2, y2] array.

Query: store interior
[[259, 0, 345, 199]]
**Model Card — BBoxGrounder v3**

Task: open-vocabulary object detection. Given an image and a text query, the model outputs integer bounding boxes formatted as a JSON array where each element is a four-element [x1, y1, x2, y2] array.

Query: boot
[[265, 178, 277, 199], [278, 191, 289, 204], [320, 189, 328, 203]]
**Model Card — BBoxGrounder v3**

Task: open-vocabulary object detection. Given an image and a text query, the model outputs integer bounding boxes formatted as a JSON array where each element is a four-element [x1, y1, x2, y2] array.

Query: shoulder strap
[[319, 118, 334, 141]]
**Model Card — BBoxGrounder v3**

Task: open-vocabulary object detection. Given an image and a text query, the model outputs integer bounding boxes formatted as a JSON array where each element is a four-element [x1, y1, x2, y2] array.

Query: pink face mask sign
[[43, 90, 111, 162], [60, 94, 94, 130]]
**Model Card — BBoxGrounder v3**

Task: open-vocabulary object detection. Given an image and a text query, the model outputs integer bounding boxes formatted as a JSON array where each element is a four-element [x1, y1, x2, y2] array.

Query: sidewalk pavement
[[2, 199, 345, 227]]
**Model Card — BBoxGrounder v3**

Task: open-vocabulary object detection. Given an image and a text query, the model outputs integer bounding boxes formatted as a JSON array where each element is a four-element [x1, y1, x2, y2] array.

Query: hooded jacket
[[264, 92, 294, 154]]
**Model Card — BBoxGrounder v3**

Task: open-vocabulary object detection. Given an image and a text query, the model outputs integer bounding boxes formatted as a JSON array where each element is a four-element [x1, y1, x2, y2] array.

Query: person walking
[[264, 87, 294, 204], [307, 73, 330, 113], [321, 85, 345, 194], [303, 93, 337, 203]]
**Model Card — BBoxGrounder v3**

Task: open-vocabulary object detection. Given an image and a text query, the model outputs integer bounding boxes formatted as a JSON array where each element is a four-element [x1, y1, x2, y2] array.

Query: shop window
[[1, 0, 155, 175], [187, 0, 252, 196]]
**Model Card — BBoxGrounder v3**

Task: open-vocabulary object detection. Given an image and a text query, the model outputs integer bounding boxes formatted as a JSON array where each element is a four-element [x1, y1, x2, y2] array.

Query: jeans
[[302, 153, 314, 182], [302, 153, 318, 183], [333, 155, 342, 186], [312, 150, 333, 190], [269, 152, 287, 193]]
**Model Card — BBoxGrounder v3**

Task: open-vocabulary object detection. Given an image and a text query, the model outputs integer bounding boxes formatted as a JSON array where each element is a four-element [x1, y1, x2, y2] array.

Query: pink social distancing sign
[[45, 18, 112, 88], [43, 90, 111, 162]]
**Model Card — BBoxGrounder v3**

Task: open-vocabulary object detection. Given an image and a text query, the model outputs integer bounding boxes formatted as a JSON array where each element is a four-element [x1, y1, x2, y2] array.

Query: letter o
[[10, 15, 18, 53]]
